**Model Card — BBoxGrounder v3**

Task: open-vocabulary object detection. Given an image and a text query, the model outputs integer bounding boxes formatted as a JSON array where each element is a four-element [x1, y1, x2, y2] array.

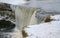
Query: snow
[[51, 15, 60, 20], [0, 0, 27, 5], [24, 15, 60, 38]]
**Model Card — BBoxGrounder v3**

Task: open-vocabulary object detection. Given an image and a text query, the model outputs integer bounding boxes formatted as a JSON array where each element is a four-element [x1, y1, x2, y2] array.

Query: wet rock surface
[[0, 19, 15, 32]]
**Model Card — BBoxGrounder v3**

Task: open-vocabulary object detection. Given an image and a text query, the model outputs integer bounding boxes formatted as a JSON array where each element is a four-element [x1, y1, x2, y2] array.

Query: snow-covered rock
[[24, 15, 60, 38]]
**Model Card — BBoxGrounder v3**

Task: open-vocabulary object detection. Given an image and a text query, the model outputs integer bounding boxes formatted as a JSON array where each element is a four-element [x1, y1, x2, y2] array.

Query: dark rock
[[0, 19, 15, 32]]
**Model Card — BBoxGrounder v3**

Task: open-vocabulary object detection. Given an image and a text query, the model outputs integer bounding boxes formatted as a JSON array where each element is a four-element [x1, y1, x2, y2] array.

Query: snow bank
[[24, 15, 60, 38]]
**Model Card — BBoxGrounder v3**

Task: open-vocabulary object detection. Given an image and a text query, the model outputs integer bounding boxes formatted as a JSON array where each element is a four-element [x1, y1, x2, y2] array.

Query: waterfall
[[15, 6, 38, 30]]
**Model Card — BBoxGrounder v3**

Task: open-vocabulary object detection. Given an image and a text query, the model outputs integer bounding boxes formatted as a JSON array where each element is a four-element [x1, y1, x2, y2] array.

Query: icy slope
[[24, 15, 60, 38]]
